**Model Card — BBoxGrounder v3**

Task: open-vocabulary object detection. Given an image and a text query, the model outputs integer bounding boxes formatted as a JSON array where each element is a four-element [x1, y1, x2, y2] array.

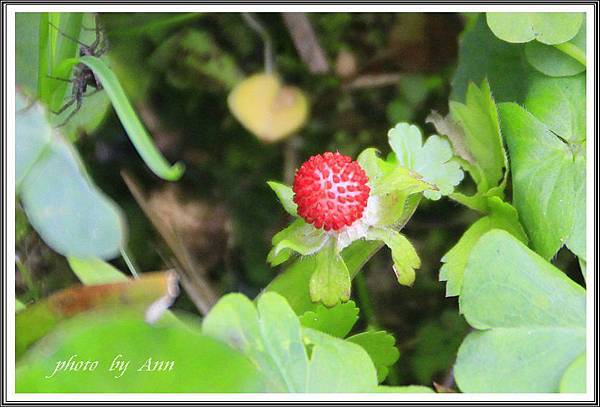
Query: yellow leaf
[[228, 73, 308, 143]]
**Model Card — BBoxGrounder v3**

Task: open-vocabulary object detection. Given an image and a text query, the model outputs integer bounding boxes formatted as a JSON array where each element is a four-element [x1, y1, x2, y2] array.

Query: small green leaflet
[[267, 181, 297, 216], [202, 292, 378, 392], [486, 12, 583, 45], [299, 301, 359, 338], [500, 102, 585, 260], [449, 80, 507, 193], [347, 331, 400, 383], [366, 227, 420, 287], [440, 197, 527, 298], [267, 219, 327, 266], [454, 230, 585, 392], [388, 123, 463, 200], [300, 301, 400, 383], [309, 240, 351, 307]]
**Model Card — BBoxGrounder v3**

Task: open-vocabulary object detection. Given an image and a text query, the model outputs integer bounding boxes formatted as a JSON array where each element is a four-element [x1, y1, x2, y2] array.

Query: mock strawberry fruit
[[293, 152, 370, 231]]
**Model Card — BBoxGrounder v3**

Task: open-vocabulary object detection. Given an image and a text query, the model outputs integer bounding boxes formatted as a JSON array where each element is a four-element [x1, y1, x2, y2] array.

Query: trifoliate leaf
[[267, 219, 327, 266], [309, 240, 351, 307], [367, 227, 420, 287], [455, 230, 585, 392], [449, 80, 507, 193], [486, 12, 583, 45], [202, 292, 378, 392], [347, 331, 400, 383], [440, 197, 528, 298], [500, 102, 585, 259], [299, 300, 359, 338], [388, 123, 464, 200], [267, 181, 297, 216]]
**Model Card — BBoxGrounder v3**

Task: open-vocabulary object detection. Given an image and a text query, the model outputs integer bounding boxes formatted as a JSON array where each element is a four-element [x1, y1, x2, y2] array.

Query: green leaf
[[367, 227, 420, 286], [17, 315, 265, 392], [388, 123, 464, 200], [67, 257, 127, 285], [486, 12, 583, 45], [310, 240, 351, 307], [20, 137, 126, 259], [347, 331, 400, 383], [376, 385, 434, 393], [454, 230, 585, 392], [560, 353, 586, 393], [500, 102, 585, 259], [524, 73, 586, 143], [17, 93, 125, 259], [451, 14, 529, 103], [78, 56, 184, 181], [440, 197, 528, 297], [524, 20, 586, 77], [15, 94, 52, 189], [202, 292, 377, 392], [449, 80, 507, 193], [299, 300, 359, 338], [303, 328, 378, 392], [48, 13, 83, 112], [267, 181, 297, 216], [16, 300, 26, 313], [267, 219, 327, 266]]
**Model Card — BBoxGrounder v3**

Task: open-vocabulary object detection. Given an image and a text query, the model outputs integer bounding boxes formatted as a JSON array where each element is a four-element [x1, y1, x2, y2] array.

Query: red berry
[[293, 152, 370, 231]]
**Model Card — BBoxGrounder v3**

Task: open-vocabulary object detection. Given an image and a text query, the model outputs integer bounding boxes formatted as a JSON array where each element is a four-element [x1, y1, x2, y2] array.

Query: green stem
[[353, 272, 378, 329], [553, 42, 586, 66]]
